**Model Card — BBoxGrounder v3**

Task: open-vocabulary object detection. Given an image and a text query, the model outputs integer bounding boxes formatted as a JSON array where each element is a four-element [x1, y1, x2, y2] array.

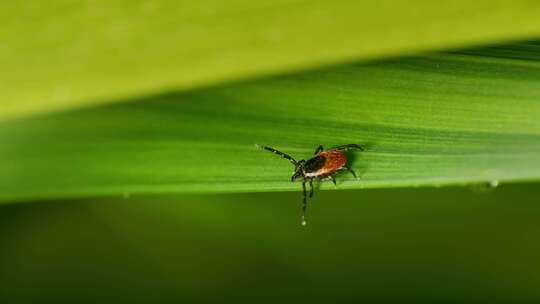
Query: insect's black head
[[291, 160, 305, 182]]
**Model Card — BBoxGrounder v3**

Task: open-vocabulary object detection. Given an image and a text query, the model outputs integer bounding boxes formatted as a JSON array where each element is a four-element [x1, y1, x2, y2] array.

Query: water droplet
[[468, 180, 500, 193], [301, 219, 307, 226]]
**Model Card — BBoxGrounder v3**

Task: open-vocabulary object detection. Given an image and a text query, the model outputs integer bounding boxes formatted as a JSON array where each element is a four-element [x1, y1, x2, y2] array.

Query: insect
[[258, 144, 364, 226]]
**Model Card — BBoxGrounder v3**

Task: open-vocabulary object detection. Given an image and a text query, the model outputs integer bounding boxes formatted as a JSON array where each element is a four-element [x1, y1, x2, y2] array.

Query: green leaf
[[2, 41, 540, 203], [3, 1, 540, 120]]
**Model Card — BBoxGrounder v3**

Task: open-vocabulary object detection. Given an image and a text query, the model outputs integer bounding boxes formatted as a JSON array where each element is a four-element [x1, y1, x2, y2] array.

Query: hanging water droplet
[[469, 179, 500, 193], [489, 180, 499, 188], [301, 215, 307, 226]]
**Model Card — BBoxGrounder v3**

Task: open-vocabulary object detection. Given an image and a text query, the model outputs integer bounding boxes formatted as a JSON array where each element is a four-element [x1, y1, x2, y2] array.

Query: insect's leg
[[345, 166, 357, 179], [302, 179, 307, 199], [332, 144, 364, 151], [257, 145, 298, 165], [330, 175, 337, 186], [313, 145, 324, 155], [309, 178, 314, 198], [301, 179, 307, 226]]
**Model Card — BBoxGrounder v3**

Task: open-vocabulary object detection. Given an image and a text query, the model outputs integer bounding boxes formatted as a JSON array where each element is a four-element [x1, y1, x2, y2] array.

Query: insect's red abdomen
[[320, 150, 347, 171], [305, 150, 347, 177]]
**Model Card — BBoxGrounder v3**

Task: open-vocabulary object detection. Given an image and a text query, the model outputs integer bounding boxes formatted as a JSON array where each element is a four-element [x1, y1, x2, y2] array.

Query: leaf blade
[[4, 1, 540, 120], [1, 42, 540, 202]]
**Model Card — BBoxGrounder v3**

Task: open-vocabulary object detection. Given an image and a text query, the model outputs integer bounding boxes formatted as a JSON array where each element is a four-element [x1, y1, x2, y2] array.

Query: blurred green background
[[2, 183, 540, 303]]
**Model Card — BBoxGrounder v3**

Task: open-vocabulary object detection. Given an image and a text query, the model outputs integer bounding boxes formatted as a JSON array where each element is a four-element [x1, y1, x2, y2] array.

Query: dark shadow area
[[2, 183, 540, 303]]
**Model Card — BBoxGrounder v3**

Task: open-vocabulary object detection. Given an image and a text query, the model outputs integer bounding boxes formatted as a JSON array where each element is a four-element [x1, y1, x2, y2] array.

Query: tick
[[259, 144, 364, 225]]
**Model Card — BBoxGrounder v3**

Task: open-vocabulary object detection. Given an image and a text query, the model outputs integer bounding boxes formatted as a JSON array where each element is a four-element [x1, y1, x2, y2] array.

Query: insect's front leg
[[258, 145, 298, 165]]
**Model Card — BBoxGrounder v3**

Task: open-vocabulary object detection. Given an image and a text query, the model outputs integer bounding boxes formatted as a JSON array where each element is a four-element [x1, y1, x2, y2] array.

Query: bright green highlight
[[3, 0, 540, 120]]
